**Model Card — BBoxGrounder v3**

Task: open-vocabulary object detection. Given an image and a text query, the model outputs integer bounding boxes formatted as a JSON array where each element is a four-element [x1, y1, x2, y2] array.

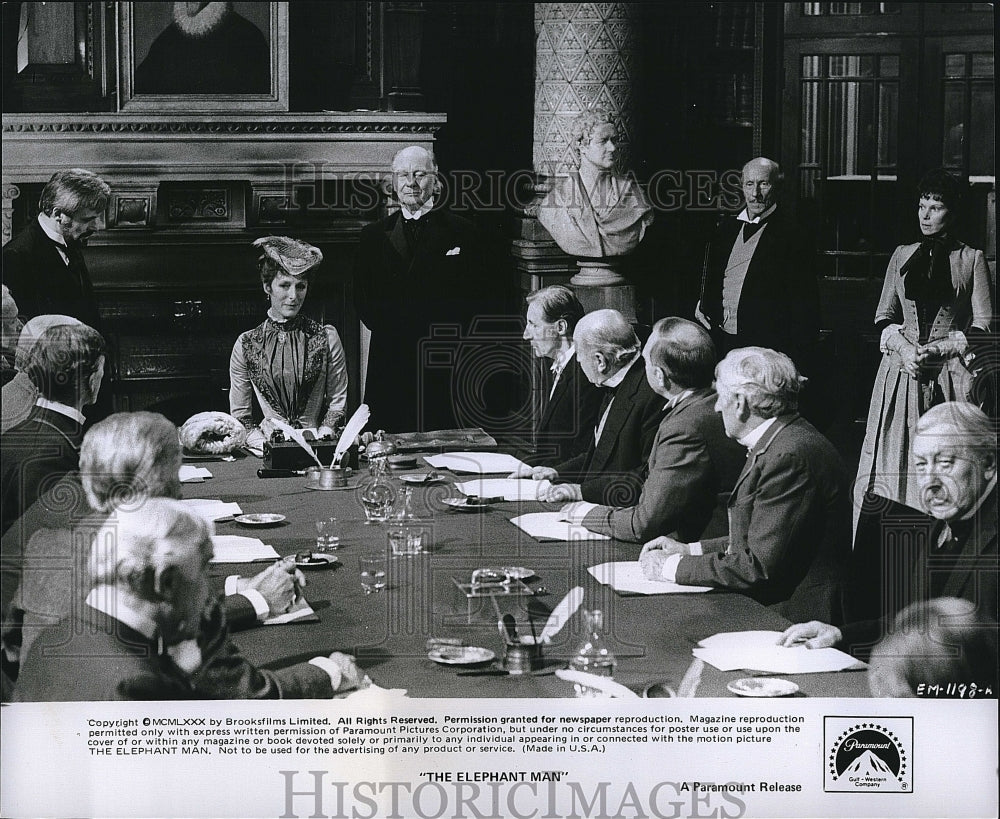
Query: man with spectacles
[[779, 401, 997, 657], [355, 146, 504, 433], [3, 169, 110, 331]]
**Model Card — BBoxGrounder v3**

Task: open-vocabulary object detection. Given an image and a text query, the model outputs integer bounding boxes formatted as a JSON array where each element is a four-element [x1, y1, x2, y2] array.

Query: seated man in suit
[[0, 322, 104, 534], [514, 285, 601, 464], [560, 318, 745, 543], [640, 347, 850, 624], [2, 411, 305, 691], [527, 309, 664, 506], [779, 401, 997, 657], [15, 499, 363, 701]]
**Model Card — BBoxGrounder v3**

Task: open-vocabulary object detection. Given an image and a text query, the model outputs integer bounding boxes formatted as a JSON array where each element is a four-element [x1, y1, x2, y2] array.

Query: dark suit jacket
[[2, 220, 101, 329], [676, 414, 850, 624], [698, 209, 818, 360], [525, 355, 603, 465], [582, 389, 746, 543], [841, 488, 998, 659], [554, 357, 664, 507], [14, 599, 335, 701], [355, 208, 499, 433], [0, 407, 83, 535]]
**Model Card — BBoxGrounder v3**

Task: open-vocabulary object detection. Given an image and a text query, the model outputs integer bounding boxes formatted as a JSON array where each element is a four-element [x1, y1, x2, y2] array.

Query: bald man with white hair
[[696, 157, 818, 364], [354, 145, 501, 433]]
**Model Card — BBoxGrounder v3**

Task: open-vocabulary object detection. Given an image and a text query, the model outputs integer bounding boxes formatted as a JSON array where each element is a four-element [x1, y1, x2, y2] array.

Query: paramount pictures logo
[[824, 717, 912, 793]]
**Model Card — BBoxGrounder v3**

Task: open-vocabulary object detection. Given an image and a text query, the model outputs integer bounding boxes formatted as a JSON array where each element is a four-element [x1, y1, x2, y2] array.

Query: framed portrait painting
[[118, 1, 288, 112]]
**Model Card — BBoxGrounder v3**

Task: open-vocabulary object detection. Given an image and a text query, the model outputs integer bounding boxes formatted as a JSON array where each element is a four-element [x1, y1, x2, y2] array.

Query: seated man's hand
[[508, 464, 535, 479], [531, 466, 558, 482], [776, 621, 842, 649], [640, 536, 690, 558], [560, 501, 590, 524], [238, 559, 306, 617], [543, 483, 582, 503], [639, 550, 671, 580], [326, 652, 364, 692]]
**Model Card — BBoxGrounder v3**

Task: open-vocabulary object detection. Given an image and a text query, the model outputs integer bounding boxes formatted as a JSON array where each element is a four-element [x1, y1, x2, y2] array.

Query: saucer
[[727, 678, 799, 697], [428, 646, 495, 665], [234, 513, 286, 526], [294, 553, 339, 569], [304, 481, 357, 492]]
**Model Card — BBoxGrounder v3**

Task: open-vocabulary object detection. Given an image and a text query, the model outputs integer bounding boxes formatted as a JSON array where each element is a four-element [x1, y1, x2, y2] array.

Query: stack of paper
[[209, 535, 280, 563], [425, 452, 528, 474], [693, 630, 862, 674], [455, 478, 551, 501], [178, 465, 213, 483], [509, 513, 610, 542], [263, 595, 318, 625], [587, 562, 712, 595], [181, 498, 242, 523]]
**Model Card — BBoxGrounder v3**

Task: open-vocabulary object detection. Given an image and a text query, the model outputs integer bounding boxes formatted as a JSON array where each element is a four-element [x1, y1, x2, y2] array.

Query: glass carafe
[[360, 456, 396, 523], [569, 609, 616, 697]]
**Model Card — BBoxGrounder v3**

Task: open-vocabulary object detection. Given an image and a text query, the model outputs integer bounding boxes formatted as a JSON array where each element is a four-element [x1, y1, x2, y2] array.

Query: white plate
[[442, 498, 490, 512], [428, 646, 495, 665], [502, 566, 535, 580], [727, 677, 800, 697], [233, 513, 286, 526], [400, 473, 445, 485], [294, 553, 339, 568]]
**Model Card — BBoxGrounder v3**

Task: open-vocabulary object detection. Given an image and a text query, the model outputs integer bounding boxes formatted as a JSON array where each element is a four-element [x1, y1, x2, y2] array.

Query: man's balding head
[[741, 157, 781, 219], [573, 309, 640, 385], [643, 317, 717, 396]]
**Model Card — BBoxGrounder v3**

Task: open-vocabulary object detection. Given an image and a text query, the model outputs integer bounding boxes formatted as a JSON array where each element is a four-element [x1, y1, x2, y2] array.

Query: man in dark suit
[[779, 401, 997, 658], [14, 499, 364, 701], [355, 146, 503, 433], [0, 322, 105, 535], [511, 285, 601, 465], [531, 309, 664, 507], [2, 168, 109, 330], [695, 158, 818, 366], [562, 318, 745, 544], [641, 346, 850, 624]]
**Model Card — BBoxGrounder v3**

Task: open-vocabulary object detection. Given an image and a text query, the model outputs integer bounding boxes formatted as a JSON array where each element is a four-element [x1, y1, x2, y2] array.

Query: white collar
[[666, 388, 694, 411], [35, 396, 86, 425], [600, 353, 639, 390], [37, 212, 66, 246], [738, 416, 778, 450], [401, 198, 434, 221], [960, 476, 998, 521], [550, 344, 575, 375], [737, 203, 777, 225], [87, 586, 159, 640], [173, 1, 229, 37]]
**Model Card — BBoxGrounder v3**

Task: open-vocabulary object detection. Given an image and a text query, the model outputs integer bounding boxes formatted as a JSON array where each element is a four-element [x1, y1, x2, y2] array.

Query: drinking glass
[[315, 517, 340, 552], [359, 556, 387, 594]]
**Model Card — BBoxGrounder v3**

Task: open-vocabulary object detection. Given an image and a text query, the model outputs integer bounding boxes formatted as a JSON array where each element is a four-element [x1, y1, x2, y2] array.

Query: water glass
[[359, 556, 387, 594], [315, 517, 340, 552], [387, 520, 425, 557]]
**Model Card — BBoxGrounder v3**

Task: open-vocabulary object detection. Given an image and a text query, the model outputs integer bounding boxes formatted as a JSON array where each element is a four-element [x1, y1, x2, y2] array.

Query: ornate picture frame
[[117, 1, 288, 112]]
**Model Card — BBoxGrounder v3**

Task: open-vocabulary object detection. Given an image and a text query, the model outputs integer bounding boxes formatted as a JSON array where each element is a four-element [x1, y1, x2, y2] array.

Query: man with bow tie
[[14, 499, 364, 701], [526, 309, 663, 507], [779, 401, 997, 656], [354, 146, 502, 433], [560, 317, 745, 543], [2, 169, 109, 331], [640, 346, 850, 624], [695, 158, 818, 367]]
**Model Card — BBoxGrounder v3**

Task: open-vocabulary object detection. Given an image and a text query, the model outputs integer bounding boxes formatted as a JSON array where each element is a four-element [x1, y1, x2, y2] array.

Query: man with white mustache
[[779, 401, 997, 655]]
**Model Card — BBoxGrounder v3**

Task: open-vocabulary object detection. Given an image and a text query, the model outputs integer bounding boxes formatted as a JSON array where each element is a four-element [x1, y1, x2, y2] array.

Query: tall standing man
[[354, 146, 501, 433], [2, 169, 110, 331], [696, 158, 818, 365]]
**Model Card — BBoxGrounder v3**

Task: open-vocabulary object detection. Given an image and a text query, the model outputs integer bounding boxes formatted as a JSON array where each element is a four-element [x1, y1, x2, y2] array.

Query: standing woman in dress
[[854, 169, 992, 528], [230, 237, 348, 449]]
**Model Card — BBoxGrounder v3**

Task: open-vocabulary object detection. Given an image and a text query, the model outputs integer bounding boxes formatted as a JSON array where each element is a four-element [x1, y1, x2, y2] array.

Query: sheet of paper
[[693, 630, 862, 674], [181, 498, 242, 523], [509, 512, 610, 542], [455, 478, 551, 501], [424, 452, 528, 474], [178, 465, 213, 483], [587, 561, 713, 594], [263, 595, 318, 625], [209, 535, 279, 563]]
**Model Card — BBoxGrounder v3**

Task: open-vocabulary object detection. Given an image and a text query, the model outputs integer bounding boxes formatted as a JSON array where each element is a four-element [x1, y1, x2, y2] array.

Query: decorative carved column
[[2, 182, 20, 245], [513, 3, 642, 319], [384, 2, 427, 112]]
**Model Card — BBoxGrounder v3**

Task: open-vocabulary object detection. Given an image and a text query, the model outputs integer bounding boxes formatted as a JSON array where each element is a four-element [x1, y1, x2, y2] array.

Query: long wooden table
[[187, 456, 870, 698]]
